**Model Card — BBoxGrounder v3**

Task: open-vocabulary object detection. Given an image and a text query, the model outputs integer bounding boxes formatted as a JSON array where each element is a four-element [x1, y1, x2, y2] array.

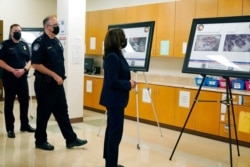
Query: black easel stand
[[169, 74, 240, 167]]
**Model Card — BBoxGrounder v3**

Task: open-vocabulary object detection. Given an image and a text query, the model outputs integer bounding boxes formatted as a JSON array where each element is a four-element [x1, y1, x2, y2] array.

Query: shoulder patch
[[33, 43, 40, 51], [23, 45, 27, 51]]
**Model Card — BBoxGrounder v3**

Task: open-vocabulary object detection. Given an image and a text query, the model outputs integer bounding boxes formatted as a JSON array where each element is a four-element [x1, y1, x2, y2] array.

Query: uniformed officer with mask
[[0, 24, 36, 138], [31, 15, 88, 151]]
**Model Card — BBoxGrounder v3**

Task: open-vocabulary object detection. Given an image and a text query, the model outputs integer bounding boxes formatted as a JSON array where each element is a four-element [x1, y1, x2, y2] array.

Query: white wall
[[57, 0, 86, 118], [0, 0, 57, 98], [0, 0, 57, 38]]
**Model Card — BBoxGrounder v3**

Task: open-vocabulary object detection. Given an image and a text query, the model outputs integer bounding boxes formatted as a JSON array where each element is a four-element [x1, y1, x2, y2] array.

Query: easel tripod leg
[[225, 78, 233, 167], [227, 78, 240, 157], [135, 83, 141, 150], [134, 72, 162, 150], [143, 72, 162, 137], [225, 77, 240, 167], [169, 99, 199, 160], [134, 72, 141, 150], [169, 75, 205, 160]]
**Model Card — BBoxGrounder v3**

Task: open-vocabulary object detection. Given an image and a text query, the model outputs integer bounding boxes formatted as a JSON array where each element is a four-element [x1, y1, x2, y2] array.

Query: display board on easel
[[182, 16, 250, 79], [169, 16, 250, 167], [108, 21, 155, 72]]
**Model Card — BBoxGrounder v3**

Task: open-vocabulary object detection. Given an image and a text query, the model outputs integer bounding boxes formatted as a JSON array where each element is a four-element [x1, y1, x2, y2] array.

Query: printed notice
[[179, 91, 190, 108], [160, 40, 169, 56], [182, 42, 187, 54], [86, 80, 92, 93], [142, 88, 151, 103], [238, 111, 250, 134], [90, 37, 96, 50], [221, 114, 225, 121], [220, 93, 227, 114], [72, 37, 83, 64]]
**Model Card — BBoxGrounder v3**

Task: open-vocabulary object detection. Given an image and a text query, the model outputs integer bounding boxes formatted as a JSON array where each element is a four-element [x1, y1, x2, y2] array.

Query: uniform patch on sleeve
[[0, 44, 3, 50], [33, 43, 40, 51], [23, 45, 27, 50]]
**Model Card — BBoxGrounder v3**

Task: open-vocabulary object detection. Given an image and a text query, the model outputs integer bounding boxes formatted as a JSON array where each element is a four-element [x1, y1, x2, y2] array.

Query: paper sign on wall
[[86, 80, 92, 93], [179, 91, 190, 108], [142, 88, 151, 103], [72, 37, 83, 64], [90, 37, 96, 50], [220, 114, 225, 121], [238, 111, 250, 134], [220, 93, 227, 114], [160, 40, 169, 56], [182, 42, 187, 54]]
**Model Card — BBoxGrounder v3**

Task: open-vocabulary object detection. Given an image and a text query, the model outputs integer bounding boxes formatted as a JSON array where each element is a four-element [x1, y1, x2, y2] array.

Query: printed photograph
[[194, 35, 221, 51], [128, 37, 147, 52], [223, 34, 250, 52]]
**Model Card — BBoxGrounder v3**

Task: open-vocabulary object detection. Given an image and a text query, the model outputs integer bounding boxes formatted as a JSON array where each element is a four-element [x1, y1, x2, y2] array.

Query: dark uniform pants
[[104, 108, 124, 167], [34, 80, 77, 144], [3, 76, 29, 132]]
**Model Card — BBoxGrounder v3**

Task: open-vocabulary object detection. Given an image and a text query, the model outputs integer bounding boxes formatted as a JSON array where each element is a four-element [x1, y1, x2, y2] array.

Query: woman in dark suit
[[99, 28, 136, 167]]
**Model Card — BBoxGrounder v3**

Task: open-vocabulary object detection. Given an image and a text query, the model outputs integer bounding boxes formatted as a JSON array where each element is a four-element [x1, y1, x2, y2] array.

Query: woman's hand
[[130, 80, 136, 89]]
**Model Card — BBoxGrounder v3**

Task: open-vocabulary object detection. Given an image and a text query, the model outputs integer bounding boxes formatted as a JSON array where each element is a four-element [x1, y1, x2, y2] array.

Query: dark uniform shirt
[[0, 39, 30, 79], [31, 33, 65, 78]]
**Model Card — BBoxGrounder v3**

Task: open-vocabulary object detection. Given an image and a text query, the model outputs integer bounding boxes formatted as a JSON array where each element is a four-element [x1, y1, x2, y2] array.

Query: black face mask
[[13, 32, 21, 40], [121, 38, 127, 48], [52, 26, 60, 35]]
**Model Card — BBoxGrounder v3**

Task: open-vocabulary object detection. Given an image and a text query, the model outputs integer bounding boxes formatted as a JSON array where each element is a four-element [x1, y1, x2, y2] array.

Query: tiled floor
[[0, 100, 250, 167]]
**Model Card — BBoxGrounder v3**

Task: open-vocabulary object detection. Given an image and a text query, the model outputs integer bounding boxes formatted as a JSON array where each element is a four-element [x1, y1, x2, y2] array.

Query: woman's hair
[[103, 28, 126, 60]]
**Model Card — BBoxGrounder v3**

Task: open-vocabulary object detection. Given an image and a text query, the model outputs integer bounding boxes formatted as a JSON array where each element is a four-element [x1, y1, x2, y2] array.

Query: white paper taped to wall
[[142, 88, 151, 103], [90, 37, 96, 50], [179, 91, 190, 108], [238, 111, 250, 134], [86, 80, 92, 93]]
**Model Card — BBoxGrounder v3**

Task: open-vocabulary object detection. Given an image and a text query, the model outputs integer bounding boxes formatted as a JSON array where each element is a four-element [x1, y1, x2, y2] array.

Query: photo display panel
[[182, 16, 250, 79], [21, 28, 43, 54], [108, 21, 155, 72]]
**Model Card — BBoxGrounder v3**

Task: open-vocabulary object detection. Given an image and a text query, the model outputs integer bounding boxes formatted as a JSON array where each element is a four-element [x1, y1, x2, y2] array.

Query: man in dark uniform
[[0, 24, 35, 138], [31, 15, 87, 151]]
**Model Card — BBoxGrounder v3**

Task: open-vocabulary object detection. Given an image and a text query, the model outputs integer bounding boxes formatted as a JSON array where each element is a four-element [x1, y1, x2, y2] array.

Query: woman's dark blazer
[[99, 52, 131, 109]]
